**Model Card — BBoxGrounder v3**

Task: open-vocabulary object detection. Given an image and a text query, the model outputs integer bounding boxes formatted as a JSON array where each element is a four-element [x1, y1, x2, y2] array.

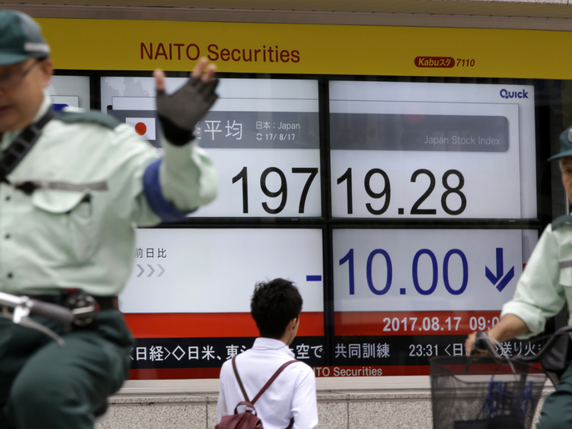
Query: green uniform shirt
[[0, 95, 217, 296], [502, 221, 572, 337]]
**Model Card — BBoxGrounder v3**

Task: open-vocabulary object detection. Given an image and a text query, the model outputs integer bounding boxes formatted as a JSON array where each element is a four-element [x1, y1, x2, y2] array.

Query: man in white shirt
[[216, 278, 319, 429]]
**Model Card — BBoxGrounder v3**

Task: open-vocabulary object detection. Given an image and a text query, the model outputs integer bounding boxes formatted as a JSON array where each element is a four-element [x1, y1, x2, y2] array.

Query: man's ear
[[288, 317, 298, 332]]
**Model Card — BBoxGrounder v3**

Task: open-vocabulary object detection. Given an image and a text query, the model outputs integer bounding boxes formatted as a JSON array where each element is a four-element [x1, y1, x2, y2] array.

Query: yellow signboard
[[37, 18, 572, 80]]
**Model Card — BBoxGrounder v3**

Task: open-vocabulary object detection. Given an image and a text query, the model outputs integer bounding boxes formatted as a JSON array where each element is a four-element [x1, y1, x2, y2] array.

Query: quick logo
[[500, 89, 529, 99]]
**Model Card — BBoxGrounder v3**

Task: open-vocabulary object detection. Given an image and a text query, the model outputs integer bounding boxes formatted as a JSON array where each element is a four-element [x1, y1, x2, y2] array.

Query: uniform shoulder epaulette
[[552, 214, 572, 230], [54, 110, 121, 130]]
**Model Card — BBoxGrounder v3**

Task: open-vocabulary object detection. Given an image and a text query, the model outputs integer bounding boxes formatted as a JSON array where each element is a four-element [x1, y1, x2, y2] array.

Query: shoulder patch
[[54, 110, 121, 130], [552, 214, 572, 230]]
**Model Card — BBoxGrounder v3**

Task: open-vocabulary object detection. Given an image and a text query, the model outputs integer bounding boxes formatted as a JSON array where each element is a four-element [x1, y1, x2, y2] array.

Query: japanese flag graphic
[[126, 117, 156, 140]]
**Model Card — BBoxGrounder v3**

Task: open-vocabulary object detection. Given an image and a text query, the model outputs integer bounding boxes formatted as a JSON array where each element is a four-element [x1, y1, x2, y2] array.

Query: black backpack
[[216, 357, 297, 429]]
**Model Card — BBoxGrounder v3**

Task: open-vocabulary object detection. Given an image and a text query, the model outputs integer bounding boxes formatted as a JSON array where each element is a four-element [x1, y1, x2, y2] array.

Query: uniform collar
[[252, 337, 295, 357]]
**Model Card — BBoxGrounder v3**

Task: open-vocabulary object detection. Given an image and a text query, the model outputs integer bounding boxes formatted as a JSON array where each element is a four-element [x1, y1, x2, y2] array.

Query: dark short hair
[[250, 278, 303, 339]]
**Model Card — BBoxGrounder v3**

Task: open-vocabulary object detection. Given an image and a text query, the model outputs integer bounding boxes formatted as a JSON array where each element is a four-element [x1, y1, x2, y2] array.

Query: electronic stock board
[[93, 76, 539, 377]]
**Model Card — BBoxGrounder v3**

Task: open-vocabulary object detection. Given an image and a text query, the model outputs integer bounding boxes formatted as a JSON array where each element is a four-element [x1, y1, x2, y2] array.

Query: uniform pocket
[[559, 262, 572, 287], [31, 190, 96, 263]]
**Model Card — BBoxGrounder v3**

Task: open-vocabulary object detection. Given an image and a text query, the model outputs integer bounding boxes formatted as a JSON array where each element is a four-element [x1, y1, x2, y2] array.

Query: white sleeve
[[291, 367, 319, 429]]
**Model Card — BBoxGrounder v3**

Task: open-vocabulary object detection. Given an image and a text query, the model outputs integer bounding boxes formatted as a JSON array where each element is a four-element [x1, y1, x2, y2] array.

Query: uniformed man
[[0, 10, 218, 429], [465, 126, 572, 428]]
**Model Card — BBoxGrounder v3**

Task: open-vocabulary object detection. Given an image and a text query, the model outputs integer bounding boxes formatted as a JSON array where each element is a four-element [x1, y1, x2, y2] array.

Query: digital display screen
[[120, 228, 324, 314], [332, 228, 539, 374], [47, 75, 90, 110], [329, 81, 537, 219], [333, 228, 538, 314], [96, 75, 546, 379], [119, 228, 325, 378], [100, 77, 321, 217]]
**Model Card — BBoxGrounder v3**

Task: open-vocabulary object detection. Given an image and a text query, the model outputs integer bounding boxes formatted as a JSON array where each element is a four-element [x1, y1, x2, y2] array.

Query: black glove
[[156, 76, 219, 146]]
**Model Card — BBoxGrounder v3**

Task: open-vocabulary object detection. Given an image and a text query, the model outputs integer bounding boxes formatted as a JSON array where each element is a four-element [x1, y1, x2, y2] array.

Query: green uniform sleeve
[[501, 225, 565, 337], [120, 128, 217, 226], [159, 138, 218, 212]]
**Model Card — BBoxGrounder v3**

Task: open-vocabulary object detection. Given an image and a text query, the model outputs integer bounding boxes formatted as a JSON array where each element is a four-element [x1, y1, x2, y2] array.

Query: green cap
[[548, 125, 572, 162], [0, 10, 50, 66]]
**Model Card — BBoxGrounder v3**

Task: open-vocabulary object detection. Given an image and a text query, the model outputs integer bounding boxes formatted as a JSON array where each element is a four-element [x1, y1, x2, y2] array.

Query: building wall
[[96, 390, 551, 428]]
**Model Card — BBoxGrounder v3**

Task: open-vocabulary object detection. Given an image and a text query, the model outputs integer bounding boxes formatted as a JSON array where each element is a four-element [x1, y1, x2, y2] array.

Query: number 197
[[232, 166, 318, 215]]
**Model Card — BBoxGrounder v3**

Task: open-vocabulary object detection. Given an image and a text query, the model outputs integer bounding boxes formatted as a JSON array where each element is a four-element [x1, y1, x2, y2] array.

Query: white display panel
[[333, 229, 538, 313], [119, 228, 324, 313], [330, 81, 537, 219], [48, 75, 90, 109], [101, 77, 321, 217]]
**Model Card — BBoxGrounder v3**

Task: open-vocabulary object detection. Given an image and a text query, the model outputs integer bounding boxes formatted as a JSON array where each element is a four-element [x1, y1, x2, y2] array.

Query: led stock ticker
[[336, 168, 467, 216], [335, 312, 502, 335], [330, 112, 515, 219], [99, 76, 541, 375], [329, 81, 537, 220], [333, 229, 525, 315], [190, 79, 321, 218], [101, 77, 321, 218]]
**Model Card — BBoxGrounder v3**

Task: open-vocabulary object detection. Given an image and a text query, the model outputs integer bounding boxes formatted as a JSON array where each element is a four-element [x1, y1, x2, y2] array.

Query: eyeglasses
[[0, 59, 43, 90]]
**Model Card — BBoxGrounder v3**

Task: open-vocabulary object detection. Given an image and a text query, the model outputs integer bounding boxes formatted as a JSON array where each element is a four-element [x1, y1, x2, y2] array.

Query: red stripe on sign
[[334, 311, 502, 336], [124, 312, 324, 338]]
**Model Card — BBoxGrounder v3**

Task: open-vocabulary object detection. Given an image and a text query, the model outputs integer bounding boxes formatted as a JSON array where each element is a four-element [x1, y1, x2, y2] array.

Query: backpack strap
[[232, 356, 251, 402], [232, 357, 298, 428], [251, 360, 298, 405]]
